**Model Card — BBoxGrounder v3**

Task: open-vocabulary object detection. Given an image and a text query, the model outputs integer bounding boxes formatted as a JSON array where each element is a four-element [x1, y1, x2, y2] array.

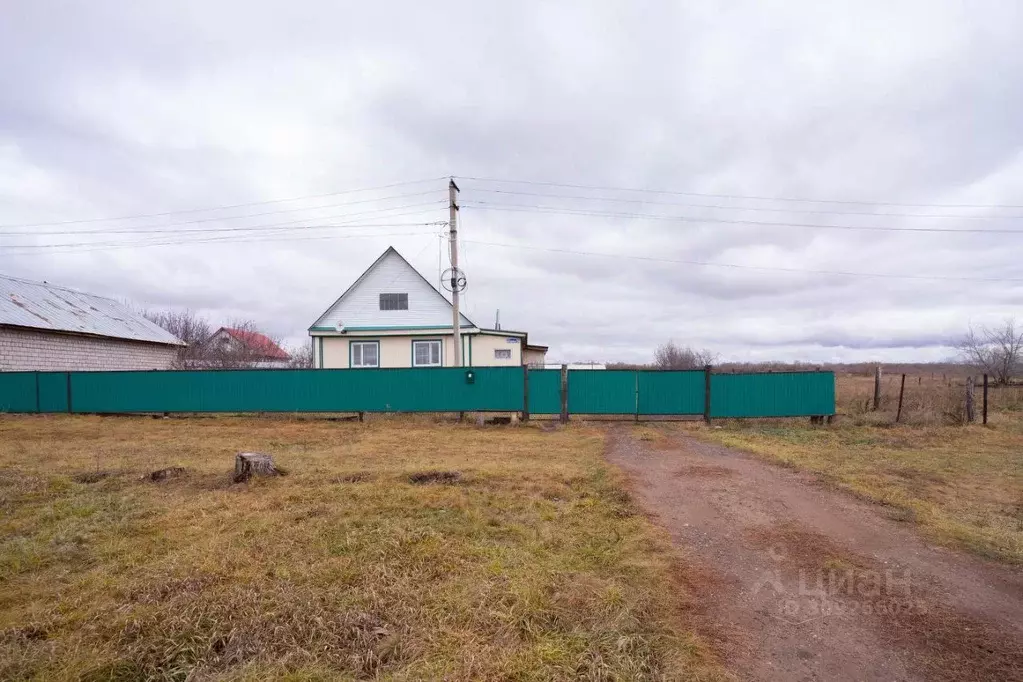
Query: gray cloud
[[2, 0, 1022, 363]]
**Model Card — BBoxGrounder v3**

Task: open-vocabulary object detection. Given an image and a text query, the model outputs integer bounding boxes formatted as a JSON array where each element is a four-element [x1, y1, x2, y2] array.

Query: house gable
[[310, 247, 474, 332]]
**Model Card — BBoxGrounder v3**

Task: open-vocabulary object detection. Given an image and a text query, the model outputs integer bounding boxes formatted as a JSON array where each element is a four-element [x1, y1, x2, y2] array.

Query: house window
[[379, 293, 408, 310], [494, 348, 512, 360], [351, 341, 379, 368], [413, 339, 442, 367]]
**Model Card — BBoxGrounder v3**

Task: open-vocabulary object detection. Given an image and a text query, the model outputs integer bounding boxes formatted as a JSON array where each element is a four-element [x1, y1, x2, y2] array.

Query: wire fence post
[[895, 373, 906, 423], [983, 374, 989, 425], [965, 376, 976, 423], [873, 365, 882, 411]]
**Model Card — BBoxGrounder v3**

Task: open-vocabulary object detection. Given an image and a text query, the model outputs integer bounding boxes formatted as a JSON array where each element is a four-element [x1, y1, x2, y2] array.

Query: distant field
[[835, 370, 1023, 423], [0, 416, 723, 681], [693, 373, 1023, 564]]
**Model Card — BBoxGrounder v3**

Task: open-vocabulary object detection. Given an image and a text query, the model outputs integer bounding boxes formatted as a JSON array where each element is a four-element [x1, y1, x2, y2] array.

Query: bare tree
[[654, 340, 717, 369], [145, 312, 289, 370], [287, 338, 315, 369], [957, 319, 1023, 385], [144, 309, 212, 369]]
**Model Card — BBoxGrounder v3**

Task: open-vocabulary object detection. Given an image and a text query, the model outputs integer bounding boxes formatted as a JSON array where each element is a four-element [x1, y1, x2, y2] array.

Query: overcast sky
[[2, 1, 1021, 363]]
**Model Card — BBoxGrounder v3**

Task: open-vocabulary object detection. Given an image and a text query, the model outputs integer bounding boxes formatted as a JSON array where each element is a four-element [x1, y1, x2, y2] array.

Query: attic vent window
[[379, 293, 408, 311]]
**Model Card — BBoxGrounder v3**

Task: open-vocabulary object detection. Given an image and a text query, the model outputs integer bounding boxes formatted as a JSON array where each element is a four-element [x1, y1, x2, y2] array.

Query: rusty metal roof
[[216, 327, 290, 360], [0, 274, 184, 346]]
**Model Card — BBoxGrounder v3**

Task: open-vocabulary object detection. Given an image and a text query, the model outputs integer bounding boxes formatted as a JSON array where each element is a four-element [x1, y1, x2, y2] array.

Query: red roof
[[219, 327, 290, 360]]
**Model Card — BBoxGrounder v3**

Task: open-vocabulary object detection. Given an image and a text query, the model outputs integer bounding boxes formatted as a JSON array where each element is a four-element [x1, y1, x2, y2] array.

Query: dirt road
[[605, 429, 1023, 682]]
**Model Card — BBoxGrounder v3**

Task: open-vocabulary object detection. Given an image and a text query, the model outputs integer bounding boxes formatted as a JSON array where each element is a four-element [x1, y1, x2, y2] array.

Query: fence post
[[965, 376, 975, 423], [35, 372, 41, 414], [634, 371, 639, 423], [983, 374, 988, 425], [703, 364, 712, 424], [873, 365, 882, 411], [895, 373, 906, 423], [66, 372, 72, 414], [560, 364, 569, 424], [522, 365, 530, 423]]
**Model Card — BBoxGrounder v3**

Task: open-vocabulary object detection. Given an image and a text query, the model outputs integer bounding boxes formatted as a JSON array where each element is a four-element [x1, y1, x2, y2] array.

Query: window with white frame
[[494, 348, 512, 360], [413, 339, 442, 367], [351, 341, 379, 368]]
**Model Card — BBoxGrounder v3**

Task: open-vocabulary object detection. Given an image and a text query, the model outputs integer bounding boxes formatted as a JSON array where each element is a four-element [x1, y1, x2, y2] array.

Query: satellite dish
[[441, 267, 467, 293], [335, 321, 345, 332]]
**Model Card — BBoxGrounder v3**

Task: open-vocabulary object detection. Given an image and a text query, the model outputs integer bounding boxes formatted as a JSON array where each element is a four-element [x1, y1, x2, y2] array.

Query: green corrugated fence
[[0, 367, 835, 418], [568, 370, 638, 414], [527, 369, 562, 415], [710, 371, 836, 418], [74, 367, 525, 413], [0, 372, 38, 413], [37, 372, 69, 413], [638, 371, 705, 415]]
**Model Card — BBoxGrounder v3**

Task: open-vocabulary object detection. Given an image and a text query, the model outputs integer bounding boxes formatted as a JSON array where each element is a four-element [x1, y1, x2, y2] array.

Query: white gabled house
[[308, 247, 547, 369]]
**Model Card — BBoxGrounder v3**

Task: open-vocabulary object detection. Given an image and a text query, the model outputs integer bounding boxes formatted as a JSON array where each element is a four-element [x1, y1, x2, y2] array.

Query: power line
[[0, 193, 446, 235], [3, 203, 448, 256], [0, 176, 447, 228], [467, 187, 1023, 220], [3, 221, 444, 250], [3, 205, 443, 253], [458, 175, 1023, 210], [461, 201, 1023, 234], [463, 239, 1023, 283], [2, 230, 441, 258], [3, 205, 446, 250], [1, 205, 447, 246]]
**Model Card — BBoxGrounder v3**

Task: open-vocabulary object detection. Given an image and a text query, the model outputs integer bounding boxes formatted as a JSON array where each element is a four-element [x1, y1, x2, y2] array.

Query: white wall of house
[[316, 331, 533, 369], [523, 347, 548, 367], [471, 333, 522, 366], [320, 334, 460, 369], [0, 327, 178, 371]]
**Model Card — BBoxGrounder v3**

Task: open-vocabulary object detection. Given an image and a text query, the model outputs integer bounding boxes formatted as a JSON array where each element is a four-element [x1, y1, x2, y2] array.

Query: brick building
[[0, 274, 184, 371]]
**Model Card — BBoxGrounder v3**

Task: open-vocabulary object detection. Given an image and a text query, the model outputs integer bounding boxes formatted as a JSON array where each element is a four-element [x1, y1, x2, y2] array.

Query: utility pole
[[449, 179, 462, 367], [873, 365, 882, 411]]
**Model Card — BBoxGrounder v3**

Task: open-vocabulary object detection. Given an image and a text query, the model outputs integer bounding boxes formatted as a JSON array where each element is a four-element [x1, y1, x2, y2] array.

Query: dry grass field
[[0, 416, 724, 681], [2, 371, 1019, 678], [693, 373, 1023, 564], [835, 371, 1023, 423]]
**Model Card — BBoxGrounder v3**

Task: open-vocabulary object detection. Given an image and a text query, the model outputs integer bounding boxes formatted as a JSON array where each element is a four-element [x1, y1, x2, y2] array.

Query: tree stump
[[234, 452, 286, 483]]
